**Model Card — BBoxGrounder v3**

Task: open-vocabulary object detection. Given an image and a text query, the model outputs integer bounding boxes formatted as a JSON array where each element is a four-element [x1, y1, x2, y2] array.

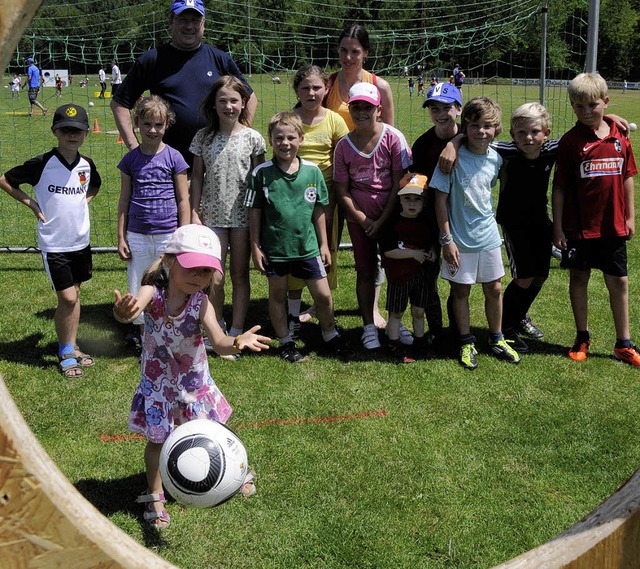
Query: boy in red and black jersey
[[552, 72, 640, 366]]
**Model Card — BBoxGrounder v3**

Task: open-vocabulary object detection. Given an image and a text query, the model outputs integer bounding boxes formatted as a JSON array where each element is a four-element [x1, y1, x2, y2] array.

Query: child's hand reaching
[[234, 325, 271, 352]]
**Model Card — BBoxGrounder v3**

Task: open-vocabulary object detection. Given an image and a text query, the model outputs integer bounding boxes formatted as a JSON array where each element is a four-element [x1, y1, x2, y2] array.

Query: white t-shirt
[[3, 149, 101, 252]]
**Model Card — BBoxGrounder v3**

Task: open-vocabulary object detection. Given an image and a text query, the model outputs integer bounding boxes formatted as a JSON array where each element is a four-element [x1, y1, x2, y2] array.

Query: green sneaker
[[459, 342, 478, 370], [489, 338, 522, 364]]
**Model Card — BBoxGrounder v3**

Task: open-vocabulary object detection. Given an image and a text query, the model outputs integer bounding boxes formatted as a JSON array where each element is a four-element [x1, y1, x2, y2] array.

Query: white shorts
[[127, 231, 173, 325], [440, 246, 505, 284]]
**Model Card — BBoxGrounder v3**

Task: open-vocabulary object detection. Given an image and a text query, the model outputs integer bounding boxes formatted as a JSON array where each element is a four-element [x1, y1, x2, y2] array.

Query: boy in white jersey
[[0, 104, 101, 378]]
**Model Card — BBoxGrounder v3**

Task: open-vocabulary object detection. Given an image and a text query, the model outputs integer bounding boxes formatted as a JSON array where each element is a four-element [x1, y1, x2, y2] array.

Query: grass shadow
[[75, 473, 169, 548], [0, 331, 48, 366]]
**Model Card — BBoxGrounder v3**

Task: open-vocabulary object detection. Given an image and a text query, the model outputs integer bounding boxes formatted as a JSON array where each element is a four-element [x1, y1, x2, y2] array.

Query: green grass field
[[1, 77, 640, 568]]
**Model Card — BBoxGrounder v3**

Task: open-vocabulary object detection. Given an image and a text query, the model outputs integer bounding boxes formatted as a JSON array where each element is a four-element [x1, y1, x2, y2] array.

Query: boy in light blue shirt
[[432, 96, 521, 369]]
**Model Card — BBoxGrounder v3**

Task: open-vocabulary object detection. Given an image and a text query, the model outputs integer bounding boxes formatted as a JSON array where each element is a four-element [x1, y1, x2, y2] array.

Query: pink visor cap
[[348, 82, 381, 106], [165, 225, 223, 273]]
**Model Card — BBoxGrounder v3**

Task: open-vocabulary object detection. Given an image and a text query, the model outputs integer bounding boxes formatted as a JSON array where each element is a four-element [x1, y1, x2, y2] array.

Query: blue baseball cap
[[423, 83, 462, 108], [170, 0, 205, 15], [25, 57, 34, 64]]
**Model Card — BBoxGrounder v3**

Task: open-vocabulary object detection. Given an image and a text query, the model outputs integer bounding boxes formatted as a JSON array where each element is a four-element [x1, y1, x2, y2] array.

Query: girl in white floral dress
[[190, 76, 266, 355], [114, 225, 270, 528]]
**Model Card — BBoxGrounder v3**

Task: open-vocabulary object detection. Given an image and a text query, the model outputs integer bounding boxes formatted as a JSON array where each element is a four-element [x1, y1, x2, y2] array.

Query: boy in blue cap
[[410, 82, 463, 349]]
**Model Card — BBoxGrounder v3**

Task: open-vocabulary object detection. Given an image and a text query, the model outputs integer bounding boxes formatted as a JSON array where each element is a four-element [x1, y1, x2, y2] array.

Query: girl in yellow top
[[287, 64, 349, 333]]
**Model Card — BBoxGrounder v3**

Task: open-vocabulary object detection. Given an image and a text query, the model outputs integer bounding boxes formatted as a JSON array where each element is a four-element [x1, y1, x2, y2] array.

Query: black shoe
[[388, 339, 416, 363], [280, 341, 306, 363], [504, 328, 529, 353], [324, 335, 355, 361], [518, 316, 544, 339]]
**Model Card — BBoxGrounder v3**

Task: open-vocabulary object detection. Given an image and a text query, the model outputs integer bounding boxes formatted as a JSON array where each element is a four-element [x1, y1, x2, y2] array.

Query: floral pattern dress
[[128, 286, 232, 443], [189, 126, 266, 228]]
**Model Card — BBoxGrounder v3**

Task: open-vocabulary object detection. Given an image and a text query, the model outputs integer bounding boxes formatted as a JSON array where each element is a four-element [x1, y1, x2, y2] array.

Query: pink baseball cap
[[165, 225, 223, 273], [348, 82, 381, 106]]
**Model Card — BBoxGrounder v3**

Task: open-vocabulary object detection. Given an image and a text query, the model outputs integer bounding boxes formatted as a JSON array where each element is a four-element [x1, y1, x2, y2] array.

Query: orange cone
[[116, 135, 124, 144], [92, 118, 100, 133]]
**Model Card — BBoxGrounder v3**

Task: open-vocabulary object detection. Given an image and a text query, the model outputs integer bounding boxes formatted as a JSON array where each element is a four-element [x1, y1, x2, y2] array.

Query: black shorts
[[502, 224, 552, 280], [386, 270, 428, 314], [265, 255, 327, 281], [561, 237, 628, 277], [42, 246, 93, 291]]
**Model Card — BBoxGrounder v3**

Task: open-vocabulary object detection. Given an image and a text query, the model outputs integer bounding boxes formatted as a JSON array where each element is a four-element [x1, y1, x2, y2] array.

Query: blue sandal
[[58, 355, 83, 378]]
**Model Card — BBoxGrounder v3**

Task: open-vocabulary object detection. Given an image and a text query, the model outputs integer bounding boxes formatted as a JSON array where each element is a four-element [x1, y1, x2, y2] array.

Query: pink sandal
[[136, 491, 170, 528]]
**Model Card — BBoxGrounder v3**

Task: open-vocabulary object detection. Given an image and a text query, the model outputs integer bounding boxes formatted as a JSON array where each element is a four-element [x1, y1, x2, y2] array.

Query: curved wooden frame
[[493, 468, 640, 568], [0, 375, 178, 569]]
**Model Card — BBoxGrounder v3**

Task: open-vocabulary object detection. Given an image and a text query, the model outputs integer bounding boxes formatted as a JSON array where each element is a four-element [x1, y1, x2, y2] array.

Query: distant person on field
[[111, 0, 257, 169], [114, 224, 269, 528], [98, 66, 107, 98], [116, 95, 190, 348], [11, 73, 20, 98], [0, 104, 101, 377], [552, 72, 640, 366], [110, 61, 122, 97], [622, 79, 628, 94], [21, 56, 47, 116], [246, 112, 352, 363], [189, 76, 266, 357], [407, 76, 415, 97], [55, 74, 63, 97], [417, 74, 425, 97], [453, 64, 465, 89], [431, 96, 521, 369], [380, 173, 436, 363]]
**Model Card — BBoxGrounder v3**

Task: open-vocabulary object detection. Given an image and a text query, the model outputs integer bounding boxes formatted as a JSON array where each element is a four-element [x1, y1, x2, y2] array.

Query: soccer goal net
[[1, 0, 590, 251]]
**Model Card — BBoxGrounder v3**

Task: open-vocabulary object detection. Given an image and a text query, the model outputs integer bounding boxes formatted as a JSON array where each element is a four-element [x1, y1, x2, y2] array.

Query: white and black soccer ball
[[159, 419, 248, 508]]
